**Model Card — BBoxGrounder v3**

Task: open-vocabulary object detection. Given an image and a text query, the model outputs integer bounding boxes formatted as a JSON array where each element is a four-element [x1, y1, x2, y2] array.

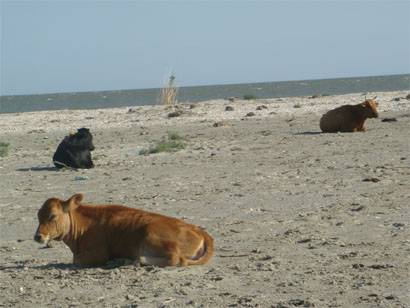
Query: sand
[[0, 90, 409, 308]]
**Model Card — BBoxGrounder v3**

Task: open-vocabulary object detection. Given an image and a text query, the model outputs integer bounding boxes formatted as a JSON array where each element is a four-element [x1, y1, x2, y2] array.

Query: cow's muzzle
[[34, 234, 46, 244]]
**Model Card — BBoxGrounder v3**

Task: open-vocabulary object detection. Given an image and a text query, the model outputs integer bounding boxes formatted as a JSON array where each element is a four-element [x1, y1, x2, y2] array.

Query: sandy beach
[[0, 90, 409, 308]]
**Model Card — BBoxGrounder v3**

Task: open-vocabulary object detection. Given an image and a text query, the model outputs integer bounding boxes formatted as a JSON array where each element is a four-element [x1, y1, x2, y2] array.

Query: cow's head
[[34, 194, 83, 244], [69, 128, 95, 151], [361, 98, 379, 118]]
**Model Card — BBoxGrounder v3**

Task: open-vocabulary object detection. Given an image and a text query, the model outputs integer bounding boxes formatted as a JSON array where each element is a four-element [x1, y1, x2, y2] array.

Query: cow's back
[[320, 106, 345, 132], [53, 140, 74, 168], [71, 204, 201, 263]]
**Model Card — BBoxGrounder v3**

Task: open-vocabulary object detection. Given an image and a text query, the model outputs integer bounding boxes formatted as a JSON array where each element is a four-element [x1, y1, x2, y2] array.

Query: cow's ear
[[62, 194, 83, 212], [375, 102, 379, 107], [361, 102, 367, 107]]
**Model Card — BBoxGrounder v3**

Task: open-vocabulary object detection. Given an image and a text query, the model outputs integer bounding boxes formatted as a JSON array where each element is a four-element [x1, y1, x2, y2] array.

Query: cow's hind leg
[[140, 239, 186, 267]]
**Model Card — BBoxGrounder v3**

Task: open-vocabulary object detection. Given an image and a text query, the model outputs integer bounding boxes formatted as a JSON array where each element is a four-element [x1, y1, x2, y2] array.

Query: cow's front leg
[[73, 250, 109, 267]]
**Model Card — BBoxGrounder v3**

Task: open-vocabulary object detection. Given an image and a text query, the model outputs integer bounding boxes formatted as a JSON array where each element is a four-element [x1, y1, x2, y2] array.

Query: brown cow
[[319, 98, 379, 133], [34, 194, 213, 267]]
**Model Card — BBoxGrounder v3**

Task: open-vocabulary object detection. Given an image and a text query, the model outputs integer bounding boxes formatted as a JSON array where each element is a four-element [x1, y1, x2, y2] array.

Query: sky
[[1, 0, 409, 96]]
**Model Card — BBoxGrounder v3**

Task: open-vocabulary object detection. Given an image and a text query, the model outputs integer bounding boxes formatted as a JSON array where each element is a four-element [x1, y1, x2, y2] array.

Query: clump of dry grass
[[158, 73, 179, 105]]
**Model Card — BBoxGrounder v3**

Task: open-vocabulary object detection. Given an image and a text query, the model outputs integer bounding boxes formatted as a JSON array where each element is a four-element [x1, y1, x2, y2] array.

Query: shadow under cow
[[293, 131, 322, 136], [16, 166, 60, 172], [0, 263, 76, 271]]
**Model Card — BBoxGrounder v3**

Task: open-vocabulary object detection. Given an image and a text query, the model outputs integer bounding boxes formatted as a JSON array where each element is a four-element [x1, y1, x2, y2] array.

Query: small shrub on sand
[[168, 132, 183, 141], [158, 74, 179, 105], [260, 130, 272, 136], [293, 103, 302, 108], [139, 133, 185, 155], [243, 94, 258, 100], [168, 110, 183, 118], [0, 142, 9, 157]]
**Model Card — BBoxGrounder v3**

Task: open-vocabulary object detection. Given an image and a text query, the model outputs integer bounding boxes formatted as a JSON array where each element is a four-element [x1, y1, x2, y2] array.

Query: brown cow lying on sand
[[34, 194, 213, 267], [319, 98, 379, 133]]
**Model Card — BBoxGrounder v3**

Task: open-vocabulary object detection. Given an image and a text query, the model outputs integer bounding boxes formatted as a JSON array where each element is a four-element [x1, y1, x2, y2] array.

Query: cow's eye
[[49, 213, 57, 221]]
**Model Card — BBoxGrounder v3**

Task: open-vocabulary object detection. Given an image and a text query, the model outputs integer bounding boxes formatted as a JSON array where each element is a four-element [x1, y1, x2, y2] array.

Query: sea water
[[1, 74, 408, 114]]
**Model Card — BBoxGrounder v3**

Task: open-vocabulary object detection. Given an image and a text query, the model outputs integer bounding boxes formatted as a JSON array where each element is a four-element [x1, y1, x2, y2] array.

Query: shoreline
[[1, 90, 408, 136], [1, 73, 408, 114]]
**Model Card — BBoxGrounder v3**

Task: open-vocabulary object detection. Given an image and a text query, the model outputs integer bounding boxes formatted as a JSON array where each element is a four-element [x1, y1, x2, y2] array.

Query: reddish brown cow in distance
[[319, 98, 379, 133], [34, 194, 213, 267]]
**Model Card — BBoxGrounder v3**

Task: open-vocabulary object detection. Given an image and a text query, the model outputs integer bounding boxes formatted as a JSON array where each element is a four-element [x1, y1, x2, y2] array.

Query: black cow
[[53, 128, 95, 169]]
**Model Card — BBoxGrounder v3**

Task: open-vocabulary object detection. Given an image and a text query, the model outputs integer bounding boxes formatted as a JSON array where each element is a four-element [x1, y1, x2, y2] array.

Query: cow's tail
[[186, 230, 214, 266]]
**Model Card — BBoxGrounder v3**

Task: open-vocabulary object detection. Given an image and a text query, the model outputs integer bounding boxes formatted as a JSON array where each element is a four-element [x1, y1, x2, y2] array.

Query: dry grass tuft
[[158, 73, 179, 105]]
